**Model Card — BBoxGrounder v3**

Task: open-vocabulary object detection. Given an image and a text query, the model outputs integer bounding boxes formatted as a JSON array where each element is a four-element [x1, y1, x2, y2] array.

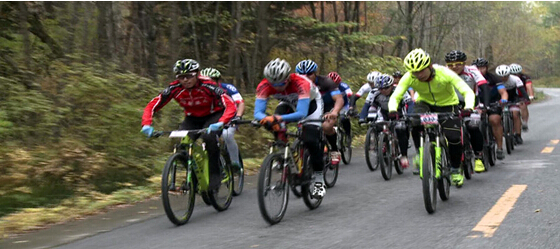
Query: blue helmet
[[374, 74, 394, 89], [295, 59, 318, 74]]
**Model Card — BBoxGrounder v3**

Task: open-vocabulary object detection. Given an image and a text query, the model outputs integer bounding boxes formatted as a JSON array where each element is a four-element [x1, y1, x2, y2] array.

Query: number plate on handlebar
[[420, 114, 438, 125], [169, 130, 190, 138]]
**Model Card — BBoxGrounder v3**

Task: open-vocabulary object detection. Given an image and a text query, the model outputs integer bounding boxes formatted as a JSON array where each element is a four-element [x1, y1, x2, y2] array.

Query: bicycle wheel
[[341, 131, 352, 165], [421, 139, 437, 214], [462, 146, 474, 180], [365, 127, 379, 171], [161, 153, 195, 226], [437, 143, 451, 201], [257, 153, 289, 225], [504, 116, 513, 154], [378, 133, 392, 181], [302, 150, 322, 210], [232, 151, 244, 196], [486, 126, 497, 167], [208, 154, 233, 212], [324, 145, 339, 188]]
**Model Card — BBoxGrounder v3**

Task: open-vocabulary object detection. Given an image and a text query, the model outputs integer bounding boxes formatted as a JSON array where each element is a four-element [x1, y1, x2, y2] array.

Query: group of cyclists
[[140, 47, 535, 204]]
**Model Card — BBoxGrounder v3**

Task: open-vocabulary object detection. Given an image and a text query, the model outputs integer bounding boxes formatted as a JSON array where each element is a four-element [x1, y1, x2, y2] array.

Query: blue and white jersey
[[339, 82, 353, 107], [220, 83, 244, 104]]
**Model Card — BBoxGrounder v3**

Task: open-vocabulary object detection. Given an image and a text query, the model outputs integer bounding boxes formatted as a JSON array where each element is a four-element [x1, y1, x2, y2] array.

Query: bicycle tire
[[302, 149, 322, 210], [341, 132, 352, 165], [232, 151, 244, 196], [257, 153, 289, 225], [161, 153, 195, 226], [324, 145, 339, 188], [504, 116, 513, 154], [462, 146, 474, 180], [365, 127, 379, 171], [422, 139, 437, 214], [208, 154, 233, 212], [378, 133, 392, 181], [438, 142, 451, 201], [487, 126, 497, 166]]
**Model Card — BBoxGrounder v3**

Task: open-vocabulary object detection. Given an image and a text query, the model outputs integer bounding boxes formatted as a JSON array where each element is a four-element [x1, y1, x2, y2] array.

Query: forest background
[[1, 1, 559, 236]]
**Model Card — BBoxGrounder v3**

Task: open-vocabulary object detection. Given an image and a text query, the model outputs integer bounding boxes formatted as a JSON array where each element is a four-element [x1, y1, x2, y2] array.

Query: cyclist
[[472, 58, 508, 160], [388, 48, 476, 186], [358, 74, 411, 168], [509, 63, 533, 131], [254, 58, 326, 199], [296, 60, 345, 166], [200, 68, 245, 169], [328, 71, 353, 139], [495, 65, 530, 144], [141, 59, 237, 190], [445, 50, 490, 173], [349, 71, 380, 118]]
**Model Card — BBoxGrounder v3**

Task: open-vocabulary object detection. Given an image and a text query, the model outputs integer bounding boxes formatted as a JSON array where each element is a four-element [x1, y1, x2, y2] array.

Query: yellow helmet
[[403, 48, 431, 72]]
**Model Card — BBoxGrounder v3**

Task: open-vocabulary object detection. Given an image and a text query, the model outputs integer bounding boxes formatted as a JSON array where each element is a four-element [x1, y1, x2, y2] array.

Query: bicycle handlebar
[[152, 129, 207, 138]]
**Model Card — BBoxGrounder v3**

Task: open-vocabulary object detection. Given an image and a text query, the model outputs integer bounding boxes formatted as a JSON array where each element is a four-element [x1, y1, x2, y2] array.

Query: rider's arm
[[254, 80, 271, 121], [225, 83, 245, 117], [525, 76, 535, 98], [350, 83, 371, 108], [479, 84, 491, 107], [388, 74, 411, 112], [141, 83, 178, 126], [359, 91, 376, 120], [498, 85, 508, 101], [513, 76, 530, 100], [205, 84, 237, 124]]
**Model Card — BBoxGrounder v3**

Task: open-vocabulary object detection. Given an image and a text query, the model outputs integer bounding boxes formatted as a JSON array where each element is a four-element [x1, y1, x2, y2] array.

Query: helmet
[[403, 48, 431, 72], [200, 68, 221, 79], [392, 71, 403, 78], [495, 65, 510, 77], [444, 50, 467, 62], [327, 72, 341, 84], [173, 59, 199, 75], [366, 71, 381, 83], [472, 57, 489, 67], [509, 63, 522, 74], [295, 59, 318, 74], [374, 74, 394, 89], [264, 58, 291, 84]]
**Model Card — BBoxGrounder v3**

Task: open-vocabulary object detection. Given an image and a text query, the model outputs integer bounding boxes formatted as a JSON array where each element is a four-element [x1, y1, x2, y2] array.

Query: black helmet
[[472, 57, 489, 67], [445, 50, 467, 62], [392, 71, 403, 78]]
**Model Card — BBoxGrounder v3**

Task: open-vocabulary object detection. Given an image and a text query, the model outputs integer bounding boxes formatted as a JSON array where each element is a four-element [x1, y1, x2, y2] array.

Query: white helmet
[[495, 65, 510, 77], [367, 71, 381, 83], [264, 58, 291, 84], [509, 63, 522, 74]]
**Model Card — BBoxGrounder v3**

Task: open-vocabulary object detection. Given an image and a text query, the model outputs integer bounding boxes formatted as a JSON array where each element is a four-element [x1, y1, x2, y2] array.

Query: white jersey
[[455, 65, 487, 102], [502, 75, 524, 90], [356, 83, 374, 97]]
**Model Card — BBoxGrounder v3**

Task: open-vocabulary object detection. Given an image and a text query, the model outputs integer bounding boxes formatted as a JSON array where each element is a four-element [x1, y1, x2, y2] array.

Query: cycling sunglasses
[[176, 72, 198, 80], [271, 81, 287, 87], [446, 62, 465, 67]]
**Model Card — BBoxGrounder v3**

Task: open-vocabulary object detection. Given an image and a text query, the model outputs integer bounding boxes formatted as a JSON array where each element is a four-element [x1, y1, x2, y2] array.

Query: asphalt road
[[3, 88, 560, 249]]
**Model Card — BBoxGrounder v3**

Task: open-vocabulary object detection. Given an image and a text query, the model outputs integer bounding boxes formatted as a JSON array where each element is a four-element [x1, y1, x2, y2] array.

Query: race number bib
[[420, 114, 438, 125]]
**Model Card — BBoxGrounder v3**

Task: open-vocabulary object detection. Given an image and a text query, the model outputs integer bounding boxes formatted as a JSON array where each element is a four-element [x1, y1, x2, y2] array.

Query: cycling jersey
[[501, 75, 526, 102], [254, 73, 322, 122], [515, 73, 532, 97], [481, 72, 505, 103], [313, 75, 341, 112], [142, 77, 237, 126], [360, 89, 406, 120], [355, 83, 373, 98], [220, 83, 243, 104], [455, 65, 488, 102], [339, 82, 353, 107], [389, 65, 475, 112]]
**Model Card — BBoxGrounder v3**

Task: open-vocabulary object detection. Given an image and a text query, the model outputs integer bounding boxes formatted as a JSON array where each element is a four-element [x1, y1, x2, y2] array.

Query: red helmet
[[328, 72, 342, 84]]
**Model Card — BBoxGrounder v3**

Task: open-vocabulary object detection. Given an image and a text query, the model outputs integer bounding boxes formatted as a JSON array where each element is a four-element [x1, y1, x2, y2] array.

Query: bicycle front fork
[[418, 134, 442, 179]]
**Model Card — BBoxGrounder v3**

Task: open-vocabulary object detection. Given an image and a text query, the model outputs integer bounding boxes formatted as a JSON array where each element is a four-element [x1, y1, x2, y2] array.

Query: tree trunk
[[211, 2, 220, 65], [320, 2, 325, 22], [142, 2, 158, 82], [364, 2, 368, 32], [65, 2, 78, 54], [187, 1, 201, 62], [27, 11, 65, 59], [406, 1, 414, 51], [95, 2, 110, 60], [319, 1, 326, 74], [18, 2, 30, 67], [169, 2, 180, 63], [82, 2, 91, 56], [310, 2, 316, 19], [354, 1, 360, 32]]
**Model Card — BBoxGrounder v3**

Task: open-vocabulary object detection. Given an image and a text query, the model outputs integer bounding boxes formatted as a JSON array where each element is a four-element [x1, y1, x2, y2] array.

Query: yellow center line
[[468, 184, 527, 238], [550, 140, 559, 145], [542, 147, 554, 153]]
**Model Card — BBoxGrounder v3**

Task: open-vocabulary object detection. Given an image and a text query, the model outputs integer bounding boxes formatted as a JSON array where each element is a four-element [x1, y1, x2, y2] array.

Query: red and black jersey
[[142, 76, 237, 126]]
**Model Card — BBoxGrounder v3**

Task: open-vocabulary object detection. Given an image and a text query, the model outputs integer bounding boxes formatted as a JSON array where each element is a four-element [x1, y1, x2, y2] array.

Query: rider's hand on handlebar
[[324, 112, 338, 120], [141, 125, 154, 138], [388, 111, 399, 120], [260, 115, 282, 131]]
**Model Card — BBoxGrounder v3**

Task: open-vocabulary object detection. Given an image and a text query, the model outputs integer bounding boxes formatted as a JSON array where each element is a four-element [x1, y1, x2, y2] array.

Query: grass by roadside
[[0, 158, 262, 239]]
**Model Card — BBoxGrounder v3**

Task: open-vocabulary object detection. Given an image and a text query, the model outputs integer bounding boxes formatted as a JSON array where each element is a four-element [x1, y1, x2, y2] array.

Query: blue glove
[[207, 122, 224, 134], [500, 99, 508, 104], [141, 125, 154, 138]]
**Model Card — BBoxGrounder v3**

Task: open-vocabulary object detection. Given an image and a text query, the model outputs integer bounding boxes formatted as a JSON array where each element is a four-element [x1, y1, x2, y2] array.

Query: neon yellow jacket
[[389, 65, 475, 112]]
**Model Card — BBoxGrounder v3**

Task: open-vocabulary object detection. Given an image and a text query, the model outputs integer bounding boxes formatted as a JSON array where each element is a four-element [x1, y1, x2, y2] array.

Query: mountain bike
[[376, 119, 404, 180], [154, 129, 233, 226], [337, 113, 353, 165], [256, 119, 325, 225], [502, 102, 519, 154], [406, 112, 455, 214], [482, 104, 498, 167], [364, 113, 380, 171]]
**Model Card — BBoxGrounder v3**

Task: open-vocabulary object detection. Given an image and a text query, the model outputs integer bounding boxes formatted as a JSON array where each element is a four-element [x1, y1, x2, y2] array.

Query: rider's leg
[[199, 111, 225, 189], [513, 108, 522, 135], [467, 123, 485, 172], [489, 114, 503, 149], [520, 102, 529, 124], [221, 126, 240, 165], [342, 116, 352, 137]]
